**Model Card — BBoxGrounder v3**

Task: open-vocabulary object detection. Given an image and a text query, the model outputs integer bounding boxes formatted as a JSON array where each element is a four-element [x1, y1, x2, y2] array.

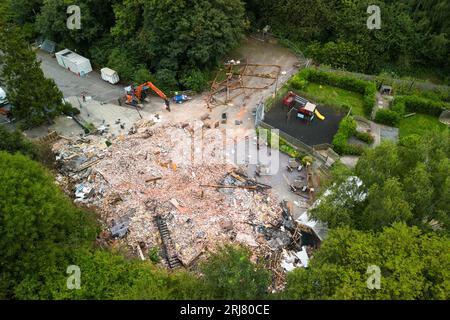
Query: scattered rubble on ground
[[52, 118, 321, 291]]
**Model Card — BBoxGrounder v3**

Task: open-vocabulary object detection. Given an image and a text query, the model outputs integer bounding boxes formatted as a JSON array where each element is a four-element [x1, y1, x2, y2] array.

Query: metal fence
[[255, 100, 265, 127]]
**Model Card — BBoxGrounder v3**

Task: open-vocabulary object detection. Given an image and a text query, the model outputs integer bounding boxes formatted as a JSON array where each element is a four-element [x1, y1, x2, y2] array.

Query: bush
[[133, 67, 156, 85], [363, 83, 377, 116], [0, 126, 37, 159], [200, 245, 270, 299], [306, 41, 370, 73], [289, 77, 308, 90], [154, 69, 178, 93], [148, 247, 161, 264], [180, 69, 208, 92], [332, 116, 365, 155], [375, 109, 401, 126], [61, 102, 80, 116], [402, 95, 448, 117], [295, 69, 376, 117], [107, 48, 137, 82], [354, 131, 375, 144]]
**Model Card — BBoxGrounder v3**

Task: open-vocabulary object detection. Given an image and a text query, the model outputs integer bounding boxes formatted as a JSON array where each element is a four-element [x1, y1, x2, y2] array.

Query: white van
[[101, 68, 120, 84]]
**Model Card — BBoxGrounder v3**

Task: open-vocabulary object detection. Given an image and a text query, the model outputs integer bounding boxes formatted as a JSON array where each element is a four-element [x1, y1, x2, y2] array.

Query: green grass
[[300, 83, 366, 117], [399, 114, 449, 138]]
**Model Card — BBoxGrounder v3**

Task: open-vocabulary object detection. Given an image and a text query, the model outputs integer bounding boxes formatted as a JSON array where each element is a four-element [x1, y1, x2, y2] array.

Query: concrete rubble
[[52, 118, 319, 291]]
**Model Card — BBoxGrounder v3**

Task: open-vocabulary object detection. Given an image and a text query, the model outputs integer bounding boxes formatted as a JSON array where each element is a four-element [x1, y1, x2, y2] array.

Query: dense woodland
[[2, 0, 450, 87], [0, 1, 449, 300]]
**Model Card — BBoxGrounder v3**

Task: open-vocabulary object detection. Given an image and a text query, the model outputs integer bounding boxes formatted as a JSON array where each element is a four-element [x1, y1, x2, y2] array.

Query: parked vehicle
[[55, 49, 93, 76], [101, 68, 120, 84]]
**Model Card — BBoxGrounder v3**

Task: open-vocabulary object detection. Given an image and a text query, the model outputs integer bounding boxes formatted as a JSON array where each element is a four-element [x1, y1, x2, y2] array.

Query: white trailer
[[55, 49, 93, 76], [100, 67, 120, 84]]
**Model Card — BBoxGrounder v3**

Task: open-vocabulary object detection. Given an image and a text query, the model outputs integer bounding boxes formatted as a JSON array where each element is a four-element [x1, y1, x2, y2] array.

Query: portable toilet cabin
[[100, 68, 120, 84], [55, 49, 93, 76]]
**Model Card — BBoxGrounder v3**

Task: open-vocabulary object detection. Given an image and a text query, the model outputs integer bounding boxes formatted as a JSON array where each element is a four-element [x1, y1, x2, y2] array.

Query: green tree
[[107, 47, 138, 82], [200, 245, 270, 299], [0, 152, 97, 298], [0, 25, 64, 128], [133, 67, 156, 85], [36, 0, 115, 54], [0, 127, 37, 159], [283, 223, 450, 299], [312, 131, 450, 233]]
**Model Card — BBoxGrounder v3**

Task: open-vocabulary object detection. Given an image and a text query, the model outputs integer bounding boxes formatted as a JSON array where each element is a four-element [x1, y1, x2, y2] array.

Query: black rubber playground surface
[[264, 98, 345, 146]]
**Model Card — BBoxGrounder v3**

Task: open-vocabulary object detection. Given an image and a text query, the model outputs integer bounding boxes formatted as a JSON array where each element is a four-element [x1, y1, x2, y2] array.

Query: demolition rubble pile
[[52, 119, 318, 290], [53, 121, 279, 261]]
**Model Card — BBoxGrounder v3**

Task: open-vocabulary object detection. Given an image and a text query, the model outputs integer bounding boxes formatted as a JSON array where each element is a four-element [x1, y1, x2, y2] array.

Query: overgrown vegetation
[[290, 69, 376, 117], [374, 94, 450, 133], [332, 116, 370, 156], [247, 0, 450, 83], [313, 131, 450, 234], [0, 25, 64, 128], [399, 114, 449, 138], [283, 223, 450, 299]]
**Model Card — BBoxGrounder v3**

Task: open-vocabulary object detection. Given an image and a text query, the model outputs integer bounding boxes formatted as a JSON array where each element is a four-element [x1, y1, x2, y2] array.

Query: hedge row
[[400, 95, 448, 117], [291, 68, 377, 117], [374, 109, 401, 126], [354, 131, 375, 144], [332, 116, 364, 156], [374, 95, 449, 126]]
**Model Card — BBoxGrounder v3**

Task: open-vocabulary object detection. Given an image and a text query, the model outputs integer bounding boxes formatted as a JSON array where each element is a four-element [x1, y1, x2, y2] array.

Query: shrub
[[402, 95, 448, 117], [200, 245, 270, 299], [154, 69, 178, 93], [61, 102, 80, 116], [363, 83, 377, 116], [354, 131, 375, 144], [295, 69, 376, 117], [391, 97, 407, 114], [332, 116, 365, 155], [0, 126, 37, 159], [133, 67, 156, 85], [148, 247, 161, 264], [375, 109, 401, 126], [289, 77, 308, 90]]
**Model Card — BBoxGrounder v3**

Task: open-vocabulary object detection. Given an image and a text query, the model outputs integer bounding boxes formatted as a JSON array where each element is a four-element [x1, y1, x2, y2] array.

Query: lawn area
[[300, 83, 366, 117], [399, 114, 449, 138]]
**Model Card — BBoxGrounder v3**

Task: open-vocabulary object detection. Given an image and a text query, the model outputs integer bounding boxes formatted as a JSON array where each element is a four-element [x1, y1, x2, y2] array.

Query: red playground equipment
[[282, 91, 325, 122]]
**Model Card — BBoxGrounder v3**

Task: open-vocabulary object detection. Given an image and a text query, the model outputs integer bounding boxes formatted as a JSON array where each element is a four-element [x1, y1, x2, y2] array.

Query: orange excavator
[[125, 82, 170, 111]]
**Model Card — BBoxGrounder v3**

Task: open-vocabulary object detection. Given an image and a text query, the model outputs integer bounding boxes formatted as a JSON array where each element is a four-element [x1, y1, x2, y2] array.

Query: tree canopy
[[283, 223, 450, 300], [311, 131, 450, 234], [0, 25, 64, 128]]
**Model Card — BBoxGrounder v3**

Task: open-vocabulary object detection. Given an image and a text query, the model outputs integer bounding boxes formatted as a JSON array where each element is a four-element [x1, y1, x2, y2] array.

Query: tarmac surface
[[37, 51, 124, 103], [264, 97, 345, 146]]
